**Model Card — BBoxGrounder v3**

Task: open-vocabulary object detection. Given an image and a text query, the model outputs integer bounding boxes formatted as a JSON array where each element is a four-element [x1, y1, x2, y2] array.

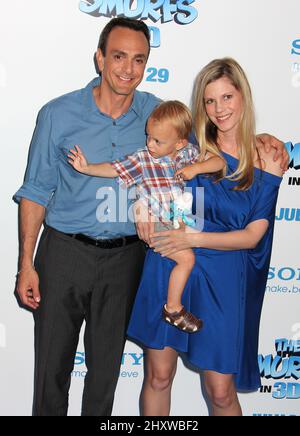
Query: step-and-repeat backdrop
[[0, 0, 299, 416]]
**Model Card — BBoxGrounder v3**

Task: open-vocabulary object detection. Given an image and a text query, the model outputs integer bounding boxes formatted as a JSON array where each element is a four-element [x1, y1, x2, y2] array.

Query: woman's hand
[[150, 221, 199, 257]]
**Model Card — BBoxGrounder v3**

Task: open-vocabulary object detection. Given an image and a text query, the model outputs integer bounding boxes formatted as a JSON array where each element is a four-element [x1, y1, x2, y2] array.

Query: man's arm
[[133, 199, 155, 246], [17, 199, 45, 310], [256, 134, 289, 171]]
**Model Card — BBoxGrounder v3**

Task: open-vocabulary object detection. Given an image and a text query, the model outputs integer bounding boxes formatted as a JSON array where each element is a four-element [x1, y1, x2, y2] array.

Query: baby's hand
[[68, 145, 89, 173], [175, 165, 198, 181]]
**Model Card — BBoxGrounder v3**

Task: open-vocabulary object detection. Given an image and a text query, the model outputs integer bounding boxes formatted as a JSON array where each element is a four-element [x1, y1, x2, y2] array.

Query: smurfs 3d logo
[[286, 141, 300, 170], [79, 0, 198, 24], [79, 0, 199, 46], [291, 38, 300, 87], [259, 339, 300, 399], [285, 141, 300, 187]]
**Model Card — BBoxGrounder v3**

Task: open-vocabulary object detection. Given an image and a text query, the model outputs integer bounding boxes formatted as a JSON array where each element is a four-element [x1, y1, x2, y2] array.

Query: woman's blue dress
[[127, 152, 282, 391]]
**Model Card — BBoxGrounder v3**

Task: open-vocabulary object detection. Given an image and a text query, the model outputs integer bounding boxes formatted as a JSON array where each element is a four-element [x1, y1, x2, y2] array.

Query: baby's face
[[146, 118, 186, 160]]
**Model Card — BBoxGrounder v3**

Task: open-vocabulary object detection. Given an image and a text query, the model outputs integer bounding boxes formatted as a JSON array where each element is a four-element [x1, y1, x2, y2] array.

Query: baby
[[68, 101, 225, 333]]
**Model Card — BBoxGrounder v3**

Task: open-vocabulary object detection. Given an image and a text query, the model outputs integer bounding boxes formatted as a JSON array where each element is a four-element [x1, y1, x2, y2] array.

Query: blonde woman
[[127, 58, 284, 416]]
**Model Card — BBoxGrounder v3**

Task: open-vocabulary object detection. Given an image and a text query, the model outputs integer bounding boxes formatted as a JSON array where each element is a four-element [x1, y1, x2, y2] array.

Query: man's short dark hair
[[98, 17, 150, 56]]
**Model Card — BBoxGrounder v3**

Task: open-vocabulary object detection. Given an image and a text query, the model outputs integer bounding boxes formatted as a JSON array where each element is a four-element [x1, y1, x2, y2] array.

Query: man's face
[[96, 27, 149, 97]]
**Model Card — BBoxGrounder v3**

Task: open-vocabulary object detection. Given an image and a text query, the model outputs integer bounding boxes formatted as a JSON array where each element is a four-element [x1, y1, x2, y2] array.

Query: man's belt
[[61, 230, 140, 249]]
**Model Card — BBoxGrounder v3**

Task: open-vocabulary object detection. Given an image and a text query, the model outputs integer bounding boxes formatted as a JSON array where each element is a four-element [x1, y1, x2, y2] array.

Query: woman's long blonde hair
[[192, 58, 257, 191]]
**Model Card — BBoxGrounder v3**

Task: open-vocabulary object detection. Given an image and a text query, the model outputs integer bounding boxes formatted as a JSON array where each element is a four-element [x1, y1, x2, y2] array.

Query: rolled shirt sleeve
[[12, 77, 161, 238], [13, 105, 59, 208]]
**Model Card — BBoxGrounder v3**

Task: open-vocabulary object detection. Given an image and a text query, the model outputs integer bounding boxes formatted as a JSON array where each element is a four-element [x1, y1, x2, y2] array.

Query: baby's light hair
[[149, 100, 192, 140]]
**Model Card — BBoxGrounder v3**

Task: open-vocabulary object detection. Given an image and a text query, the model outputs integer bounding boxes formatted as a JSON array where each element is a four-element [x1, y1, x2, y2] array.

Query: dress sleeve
[[112, 151, 143, 188], [247, 172, 282, 225], [13, 105, 59, 208]]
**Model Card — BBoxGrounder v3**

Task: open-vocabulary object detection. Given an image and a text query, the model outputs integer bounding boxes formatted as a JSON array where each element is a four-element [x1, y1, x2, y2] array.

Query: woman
[[127, 58, 283, 416]]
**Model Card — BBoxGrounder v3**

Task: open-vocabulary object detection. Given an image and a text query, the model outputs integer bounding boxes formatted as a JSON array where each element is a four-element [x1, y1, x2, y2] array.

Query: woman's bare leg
[[142, 347, 179, 416], [204, 370, 242, 416]]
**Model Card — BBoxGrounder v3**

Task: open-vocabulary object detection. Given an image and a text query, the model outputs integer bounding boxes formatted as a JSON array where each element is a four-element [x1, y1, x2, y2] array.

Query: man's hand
[[16, 266, 40, 310], [256, 134, 289, 171], [133, 200, 155, 245], [68, 145, 89, 173]]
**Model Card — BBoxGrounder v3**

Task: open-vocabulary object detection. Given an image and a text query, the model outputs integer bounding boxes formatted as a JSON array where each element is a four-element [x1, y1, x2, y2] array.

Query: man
[[14, 17, 288, 416], [14, 18, 159, 416]]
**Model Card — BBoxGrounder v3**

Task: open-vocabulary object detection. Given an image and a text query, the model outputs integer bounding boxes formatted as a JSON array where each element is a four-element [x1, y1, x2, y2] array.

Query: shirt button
[[112, 143, 116, 147], [113, 121, 116, 126]]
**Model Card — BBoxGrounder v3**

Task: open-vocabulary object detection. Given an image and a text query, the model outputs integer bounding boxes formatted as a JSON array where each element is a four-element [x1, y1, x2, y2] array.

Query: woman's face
[[204, 76, 244, 136]]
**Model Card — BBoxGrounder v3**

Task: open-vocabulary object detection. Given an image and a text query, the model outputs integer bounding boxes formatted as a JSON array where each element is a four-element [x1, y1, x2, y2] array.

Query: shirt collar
[[83, 76, 143, 118], [149, 144, 194, 165], [147, 151, 174, 165]]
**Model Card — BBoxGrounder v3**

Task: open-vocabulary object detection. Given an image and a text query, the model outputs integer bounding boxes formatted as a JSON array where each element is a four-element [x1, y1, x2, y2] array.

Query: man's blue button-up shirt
[[14, 77, 160, 238]]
